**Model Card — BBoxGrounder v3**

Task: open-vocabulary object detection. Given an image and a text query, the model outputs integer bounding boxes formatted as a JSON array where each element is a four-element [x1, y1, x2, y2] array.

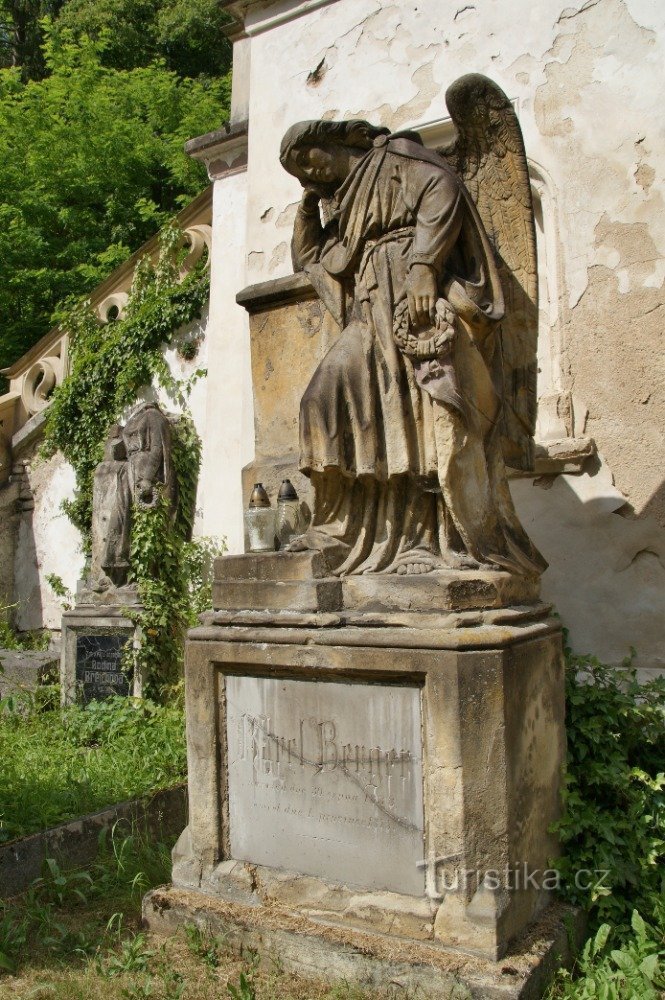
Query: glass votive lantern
[[276, 478, 300, 549], [244, 483, 276, 552]]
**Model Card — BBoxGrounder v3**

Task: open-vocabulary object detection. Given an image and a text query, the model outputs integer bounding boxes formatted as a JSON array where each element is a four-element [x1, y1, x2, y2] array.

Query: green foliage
[[0, 30, 229, 367], [0, 821, 173, 975], [0, 604, 50, 650], [0, 0, 64, 80], [32, 858, 94, 907], [43, 222, 223, 696], [185, 923, 225, 969], [553, 646, 665, 933], [227, 971, 258, 1000], [546, 645, 665, 998], [51, 0, 232, 78], [550, 909, 665, 999], [0, 693, 186, 843], [128, 492, 222, 695], [46, 572, 74, 610]]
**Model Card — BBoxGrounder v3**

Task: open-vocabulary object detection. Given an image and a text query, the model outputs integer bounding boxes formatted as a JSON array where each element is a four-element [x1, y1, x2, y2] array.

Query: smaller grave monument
[[60, 402, 177, 704]]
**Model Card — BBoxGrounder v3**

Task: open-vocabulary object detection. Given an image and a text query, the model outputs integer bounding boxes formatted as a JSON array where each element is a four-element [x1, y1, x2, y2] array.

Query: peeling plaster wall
[[230, 0, 665, 673]]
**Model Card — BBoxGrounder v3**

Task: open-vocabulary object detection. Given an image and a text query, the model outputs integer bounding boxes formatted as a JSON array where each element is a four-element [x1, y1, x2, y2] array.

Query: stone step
[[212, 567, 539, 614], [214, 551, 328, 582]]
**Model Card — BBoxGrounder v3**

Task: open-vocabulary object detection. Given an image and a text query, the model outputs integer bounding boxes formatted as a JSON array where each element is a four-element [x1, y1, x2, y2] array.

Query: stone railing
[[0, 188, 213, 483]]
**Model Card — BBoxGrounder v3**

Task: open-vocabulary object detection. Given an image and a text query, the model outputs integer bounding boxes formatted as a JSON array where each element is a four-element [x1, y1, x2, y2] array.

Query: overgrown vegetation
[[548, 647, 665, 998], [43, 223, 209, 543], [0, 825, 388, 998], [0, 691, 186, 843], [42, 224, 222, 695], [0, 607, 50, 651]]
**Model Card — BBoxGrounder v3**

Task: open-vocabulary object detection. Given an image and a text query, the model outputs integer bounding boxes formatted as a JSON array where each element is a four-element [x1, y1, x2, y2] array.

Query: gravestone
[[144, 60, 574, 999], [75, 633, 131, 704], [60, 603, 141, 705], [60, 401, 179, 705]]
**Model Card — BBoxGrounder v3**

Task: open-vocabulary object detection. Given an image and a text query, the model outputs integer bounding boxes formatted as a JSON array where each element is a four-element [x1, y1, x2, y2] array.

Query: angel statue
[[279, 73, 546, 578]]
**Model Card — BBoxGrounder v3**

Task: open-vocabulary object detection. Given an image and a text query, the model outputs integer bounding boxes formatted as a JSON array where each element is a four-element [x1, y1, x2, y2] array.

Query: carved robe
[[292, 135, 545, 576]]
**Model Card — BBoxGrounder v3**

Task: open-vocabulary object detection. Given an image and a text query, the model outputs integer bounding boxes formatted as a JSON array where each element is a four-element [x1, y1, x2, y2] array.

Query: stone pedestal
[[145, 557, 570, 994], [60, 586, 143, 705]]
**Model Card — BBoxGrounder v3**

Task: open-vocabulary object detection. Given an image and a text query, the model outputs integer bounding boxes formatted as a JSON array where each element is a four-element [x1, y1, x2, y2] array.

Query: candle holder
[[276, 478, 301, 549], [244, 483, 276, 552]]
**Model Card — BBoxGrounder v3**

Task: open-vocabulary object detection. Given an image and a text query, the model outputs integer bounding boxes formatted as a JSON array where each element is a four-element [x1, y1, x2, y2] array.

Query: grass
[[0, 691, 186, 844], [0, 826, 396, 1000]]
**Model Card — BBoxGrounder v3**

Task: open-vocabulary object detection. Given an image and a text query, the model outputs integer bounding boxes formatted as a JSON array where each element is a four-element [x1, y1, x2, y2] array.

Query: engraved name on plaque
[[75, 633, 131, 704], [226, 675, 425, 896]]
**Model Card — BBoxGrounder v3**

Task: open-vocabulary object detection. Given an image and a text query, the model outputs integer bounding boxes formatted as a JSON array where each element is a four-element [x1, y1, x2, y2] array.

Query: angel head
[[280, 119, 389, 192]]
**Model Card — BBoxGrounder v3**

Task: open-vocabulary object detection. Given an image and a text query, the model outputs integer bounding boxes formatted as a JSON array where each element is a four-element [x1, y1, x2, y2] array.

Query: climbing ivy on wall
[[44, 223, 209, 544], [43, 223, 222, 697]]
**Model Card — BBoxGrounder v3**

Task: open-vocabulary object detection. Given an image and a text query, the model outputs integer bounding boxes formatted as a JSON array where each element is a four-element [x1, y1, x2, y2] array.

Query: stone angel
[[279, 74, 546, 578]]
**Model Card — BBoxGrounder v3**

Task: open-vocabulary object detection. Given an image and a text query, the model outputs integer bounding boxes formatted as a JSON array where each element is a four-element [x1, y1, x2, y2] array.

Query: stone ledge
[[1, 785, 187, 898], [184, 120, 248, 159], [188, 604, 560, 655], [143, 885, 583, 999], [236, 272, 317, 312], [11, 409, 47, 455], [522, 437, 596, 477]]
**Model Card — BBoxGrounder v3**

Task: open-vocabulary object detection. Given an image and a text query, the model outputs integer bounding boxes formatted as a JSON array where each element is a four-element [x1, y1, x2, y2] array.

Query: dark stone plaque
[[75, 633, 132, 703]]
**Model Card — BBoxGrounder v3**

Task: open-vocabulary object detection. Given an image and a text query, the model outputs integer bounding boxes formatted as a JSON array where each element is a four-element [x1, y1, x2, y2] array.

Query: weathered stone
[[225, 674, 425, 896], [1, 784, 186, 898], [212, 552, 539, 614], [172, 612, 565, 962], [216, 551, 328, 582], [144, 885, 584, 1000], [0, 648, 59, 699], [59, 606, 142, 706], [213, 577, 343, 612], [89, 403, 177, 593]]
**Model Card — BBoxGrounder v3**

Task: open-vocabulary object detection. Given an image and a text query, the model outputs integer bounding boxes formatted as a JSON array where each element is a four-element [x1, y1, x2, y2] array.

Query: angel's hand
[[300, 187, 322, 215], [407, 264, 438, 328]]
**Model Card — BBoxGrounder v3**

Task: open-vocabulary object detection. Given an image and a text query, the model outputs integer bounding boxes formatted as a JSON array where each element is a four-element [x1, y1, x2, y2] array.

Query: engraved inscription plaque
[[75, 634, 131, 703], [226, 675, 425, 895]]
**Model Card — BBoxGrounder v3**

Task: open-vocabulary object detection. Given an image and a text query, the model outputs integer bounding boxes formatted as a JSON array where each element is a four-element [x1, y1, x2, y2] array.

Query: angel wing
[[438, 74, 538, 471]]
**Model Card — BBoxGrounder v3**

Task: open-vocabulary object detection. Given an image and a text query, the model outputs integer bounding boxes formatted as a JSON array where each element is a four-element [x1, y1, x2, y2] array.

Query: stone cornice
[[220, 0, 339, 38], [185, 121, 249, 181]]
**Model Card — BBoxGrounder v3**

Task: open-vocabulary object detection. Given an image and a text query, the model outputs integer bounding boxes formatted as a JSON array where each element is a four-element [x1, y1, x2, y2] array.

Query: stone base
[[213, 551, 540, 613], [143, 885, 582, 999], [178, 609, 566, 965], [60, 599, 144, 705]]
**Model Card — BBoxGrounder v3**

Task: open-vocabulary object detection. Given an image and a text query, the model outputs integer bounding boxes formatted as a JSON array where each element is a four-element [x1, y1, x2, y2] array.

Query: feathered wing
[[438, 74, 538, 471]]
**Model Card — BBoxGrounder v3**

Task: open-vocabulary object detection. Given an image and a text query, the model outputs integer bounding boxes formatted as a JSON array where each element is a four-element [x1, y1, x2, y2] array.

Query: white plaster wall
[[198, 171, 254, 554], [14, 455, 83, 630]]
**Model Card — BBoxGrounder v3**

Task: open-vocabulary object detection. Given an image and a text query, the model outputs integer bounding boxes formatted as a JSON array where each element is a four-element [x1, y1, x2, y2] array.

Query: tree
[[0, 0, 65, 79], [0, 0, 231, 80], [51, 0, 231, 78], [0, 30, 230, 369]]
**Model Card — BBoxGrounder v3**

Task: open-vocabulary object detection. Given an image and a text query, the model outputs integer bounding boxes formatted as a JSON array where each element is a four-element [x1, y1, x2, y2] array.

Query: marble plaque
[[226, 675, 425, 895], [75, 633, 131, 703]]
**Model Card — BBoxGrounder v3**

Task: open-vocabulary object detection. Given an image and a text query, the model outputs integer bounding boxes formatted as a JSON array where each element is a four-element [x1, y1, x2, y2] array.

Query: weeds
[[185, 923, 226, 969], [0, 694, 185, 843]]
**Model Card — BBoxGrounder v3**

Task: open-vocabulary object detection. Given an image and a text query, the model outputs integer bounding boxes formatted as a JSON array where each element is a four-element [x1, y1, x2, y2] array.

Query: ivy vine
[[43, 223, 223, 698]]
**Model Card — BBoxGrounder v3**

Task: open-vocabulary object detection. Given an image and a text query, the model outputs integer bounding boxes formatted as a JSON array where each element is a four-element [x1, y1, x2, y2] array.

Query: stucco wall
[[196, 0, 664, 674]]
